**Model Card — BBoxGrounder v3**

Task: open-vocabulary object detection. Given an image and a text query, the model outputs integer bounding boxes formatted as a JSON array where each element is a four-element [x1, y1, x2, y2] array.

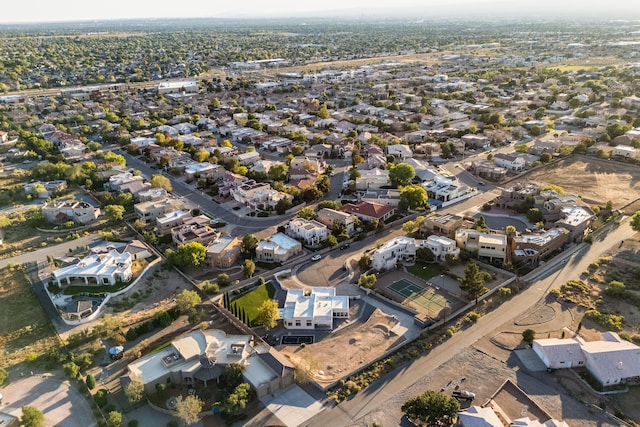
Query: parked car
[[311, 254, 322, 261], [452, 390, 475, 401], [340, 243, 350, 250]]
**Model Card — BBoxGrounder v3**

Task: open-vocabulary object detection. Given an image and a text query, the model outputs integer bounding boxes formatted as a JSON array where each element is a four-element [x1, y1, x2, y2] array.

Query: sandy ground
[[279, 306, 402, 387], [520, 157, 640, 208]]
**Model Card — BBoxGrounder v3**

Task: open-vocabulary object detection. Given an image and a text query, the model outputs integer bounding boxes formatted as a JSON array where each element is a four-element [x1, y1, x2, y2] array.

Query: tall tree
[[20, 406, 45, 427], [242, 234, 258, 258], [401, 390, 459, 426], [631, 210, 640, 232], [389, 163, 416, 186], [458, 263, 491, 304], [175, 289, 201, 313], [242, 259, 256, 278], [104, 204, 125, 222], [254, 300, 279, 329], [174, 395, 203, 426], [171, 242, 207, 268], [400, 185, 428, 211], [150, 174, 173, 192], [297, 207, 316, 220]]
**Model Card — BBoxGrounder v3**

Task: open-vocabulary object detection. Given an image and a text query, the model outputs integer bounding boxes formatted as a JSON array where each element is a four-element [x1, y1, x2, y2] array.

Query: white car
[[311, 254, 322, 261]]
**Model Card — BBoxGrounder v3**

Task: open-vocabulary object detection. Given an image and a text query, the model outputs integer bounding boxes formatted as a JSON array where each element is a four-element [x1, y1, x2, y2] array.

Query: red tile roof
[[341, 201, 394, 220]]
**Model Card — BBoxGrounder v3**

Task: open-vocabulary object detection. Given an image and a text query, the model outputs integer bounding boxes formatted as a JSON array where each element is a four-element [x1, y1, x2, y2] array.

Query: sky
[[2, 0, 640, 24]]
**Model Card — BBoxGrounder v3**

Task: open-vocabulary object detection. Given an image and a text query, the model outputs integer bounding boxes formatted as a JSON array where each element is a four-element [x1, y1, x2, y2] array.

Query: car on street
[[340, 243, 350, 250], [311, 254, 322, 261], [478, 181, 485, 186]]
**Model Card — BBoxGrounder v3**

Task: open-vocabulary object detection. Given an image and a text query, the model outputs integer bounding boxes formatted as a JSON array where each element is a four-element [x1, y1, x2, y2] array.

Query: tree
[[631, 211, 640, 232], [175, 395, 203, 426], [254, 300, 279, 329], [474, 216, 487, 230], [0, 367, 7, 386], [526, 208, 544, 223], [86, 374, 96, 390], [540, 152, 552, 163], [242, 259, 256, 278], [125, 377, 145, 403], [400, 185, 428, 211], [221, 383, 251, 416], [358, 273, 377, 288], [542, 184, 565, 194], [316, 104, 330, 119], [522, 329, 536, 346], [458, 263, 491, 304], [416, 247, 435, 262], [175, 289, 201, 313], [297, 207, 316, 220], [242, 234, 258, 258], [171, 242, 207, 268], [150, 174, 172, 192], [268, 163, 289, 182], [107, 411, 123, 427], [63, 361, 80, 378], [389, 163, 416, 186], [358, 254, 371, 270], [104, 204, 125, 221], [20, 406, 45, 427], [216, 273, 230, 287], [401, 390, 459, 426], [294, 355, 318, 385], [326, 234, 338, 247], [275, 197, 292, 215]]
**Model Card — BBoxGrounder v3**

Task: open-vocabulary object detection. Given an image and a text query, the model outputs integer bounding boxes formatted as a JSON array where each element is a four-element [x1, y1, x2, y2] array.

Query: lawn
[[0, 265, 62, 368], [231, 282, 275, 325], [406, 262, 443, 281]]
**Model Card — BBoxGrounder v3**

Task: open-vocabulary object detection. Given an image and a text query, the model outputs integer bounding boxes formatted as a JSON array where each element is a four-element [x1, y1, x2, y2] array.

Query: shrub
[[464, 312, 480, 324], [95, 389, 109, 408], [549, 288, 560, 297], [497, 287, 511, 298], [522, 329, 536, 345], [86, 374, 96, 390]]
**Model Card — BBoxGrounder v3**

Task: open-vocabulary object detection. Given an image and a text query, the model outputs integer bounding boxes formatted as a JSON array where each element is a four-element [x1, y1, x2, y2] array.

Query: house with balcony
[[286, 218, 328, 247], [126, 328, 294, 399], [207, 236, 242, 269], [42, 199, 100, 225], [255, 233, 302, 263], [371, 236, 417, 271], [281, 288, 349, 330], [425, 235, 460, 261], [455, 229, 508, 263], [316, 208, 357, 235]]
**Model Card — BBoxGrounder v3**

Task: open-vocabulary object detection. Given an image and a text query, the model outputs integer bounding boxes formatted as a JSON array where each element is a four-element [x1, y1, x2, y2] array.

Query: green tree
[[389, 163, 416, 186], [107, 411, 123, 427], [175, 289, 201, 313], [474, 216, 488, 231], [297, 207, 316, 220], [86, 374, 96, 390], [63, 361, 80, 378], [458, 263, 491, 304], [254, 300, 279, 329], [268, 163, 289, 181], [631, 211, 640, 232], [220, 363, 245, 391], [125, 377, 145, 403], [416, 247, 435, 262], [540, 152, 552, 163], [522, 329, 536, 346], [401, 390, 460, 426], [20, 406, 45, 427], [526, 208, 544, 223], [542, 184, 565, 194], [242, 259, 256, 278], [358, 273, 377, 288], [150, 174, 172, 192], [0, 367, 7, 386], [326, 235, 338, 247], [221, 383, 251, 416], [317, 200, 342, 211], [216, 273, 230, 287], [316, 104, 330, 119], [275, 197, 292, 215], [104, 204, 125, 221], [242, 234, 258, 258], [400, 185, 428, 211], [175, 395, 203, 426], [358, 254, 371, 270], [171, 242, 207, 268]]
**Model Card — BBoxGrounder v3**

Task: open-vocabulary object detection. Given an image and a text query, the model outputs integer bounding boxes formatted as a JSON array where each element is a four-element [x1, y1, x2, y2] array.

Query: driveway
[[0, 375, 96, 427]]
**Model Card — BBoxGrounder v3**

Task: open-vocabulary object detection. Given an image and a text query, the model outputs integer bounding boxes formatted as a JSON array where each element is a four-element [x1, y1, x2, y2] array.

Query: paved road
[[306, 220, 634, 426]]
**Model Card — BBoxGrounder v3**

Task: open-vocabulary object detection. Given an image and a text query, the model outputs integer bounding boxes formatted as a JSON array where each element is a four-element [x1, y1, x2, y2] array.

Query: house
[[512, 228, 570, 265], [342, 201, 395, 223], [286, 218, 328, 247], [171, 222, 219, 246], [498, 183, 541, 209], [316, 208, 357, 235], [533, 332, 640, 386], [184, 162, 223, 180], [423, 213, 466, 239], [612, 145, 638, 159], [305, 143, 333, 159], [255, 233, 302, 263], [24, 180, 67, 199], [371, 236, 417, 271], [157, 81, 198, 94], [126, 328, 294, 399], [134, 198, 184, 223], [493, 153, 525, 171], [289, 156, 324, 180], [424, 175, 475, 203], [554, 206, 595, 242], [137, 187, 168, 202], [472, 160, 508, 181], [108, 172, 144, 192], [360, 189, 401, 207], [354, 167, 388, 190], [425, 235, 459, 261], [455, 229, 508, 263], [281, 288, 349, 329], [42, 199, 99, 225], [387, 144, 413, 160], [231, 180, 289, 210], [51, 250, 132, 286], [155, 210, 192, 233], [236, 151, 261, 166], [207, 236, 242, 268]]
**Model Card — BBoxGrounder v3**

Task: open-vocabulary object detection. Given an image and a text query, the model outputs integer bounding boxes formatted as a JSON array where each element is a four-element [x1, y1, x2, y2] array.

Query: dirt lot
[[517, 156, 640, 209], [278, 302, 404, 388]]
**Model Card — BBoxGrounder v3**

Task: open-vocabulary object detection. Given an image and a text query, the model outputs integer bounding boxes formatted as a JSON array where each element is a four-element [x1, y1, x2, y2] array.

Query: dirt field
[[517, 157, 640, 209], [278, 303, 403, 388]]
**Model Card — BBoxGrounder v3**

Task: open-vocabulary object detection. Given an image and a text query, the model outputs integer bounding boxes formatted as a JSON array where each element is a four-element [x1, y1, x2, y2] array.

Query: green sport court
[[388, 278, 450, 318]]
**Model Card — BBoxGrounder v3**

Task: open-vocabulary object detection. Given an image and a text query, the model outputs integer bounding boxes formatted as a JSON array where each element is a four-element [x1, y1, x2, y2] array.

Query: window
[[184, 377, 193, 383], [295, 320, 301, 326], [102, 277, 110, 284], [306, 320, 312, 326]]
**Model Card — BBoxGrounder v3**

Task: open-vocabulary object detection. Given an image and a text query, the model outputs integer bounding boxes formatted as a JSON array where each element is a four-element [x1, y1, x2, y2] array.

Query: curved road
[[306, 221, 634, 426]]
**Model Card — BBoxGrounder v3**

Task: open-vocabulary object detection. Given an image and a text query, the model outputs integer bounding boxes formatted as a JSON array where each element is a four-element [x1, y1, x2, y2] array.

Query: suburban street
[[306, 220, 635, 426]]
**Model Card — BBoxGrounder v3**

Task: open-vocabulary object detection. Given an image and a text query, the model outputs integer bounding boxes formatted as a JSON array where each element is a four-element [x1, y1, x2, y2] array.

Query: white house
[[236, 151, 261, 166], [387, 144, 413, 160], [282, 288, 349, 329], [286, 218, 328, 247], [255, 233, 302, 263], [612, 145, 637, 159], [42, 199, 100, 225], [533, 332, 640, 386], [425, 235, 459, 261], [493, 153, 525, 171], [371, 236, 417, 271], [52, 250, 133, 286], [231, 180, 289, 210], [356, 168, 389, 190]]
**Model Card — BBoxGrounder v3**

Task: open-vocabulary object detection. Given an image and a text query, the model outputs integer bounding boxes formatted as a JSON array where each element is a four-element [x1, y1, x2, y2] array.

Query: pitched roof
[[341, 201, 394, 220]]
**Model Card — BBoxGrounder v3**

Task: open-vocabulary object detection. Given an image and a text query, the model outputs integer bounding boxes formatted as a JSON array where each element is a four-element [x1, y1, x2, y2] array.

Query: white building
[[255, 233, 302, 263], [533, 332, 640, 386], [493, 153, 525, 171], [356, 168, 389, 190], [282, 288, 349, 329], [286, 218, 328, 247], [52, 250, 132, 286], [236, 151, 261, 166], [231, 180, 289, 210], [157, 81, 198, 94], [371, 236, 417, 271], [387, 144, 413, 160], [425, 235, 460, 261], [455, 229, 508, 262]]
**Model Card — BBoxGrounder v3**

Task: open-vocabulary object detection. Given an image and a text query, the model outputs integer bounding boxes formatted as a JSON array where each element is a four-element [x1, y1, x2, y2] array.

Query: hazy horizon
[[2, 0, 640, 25]]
